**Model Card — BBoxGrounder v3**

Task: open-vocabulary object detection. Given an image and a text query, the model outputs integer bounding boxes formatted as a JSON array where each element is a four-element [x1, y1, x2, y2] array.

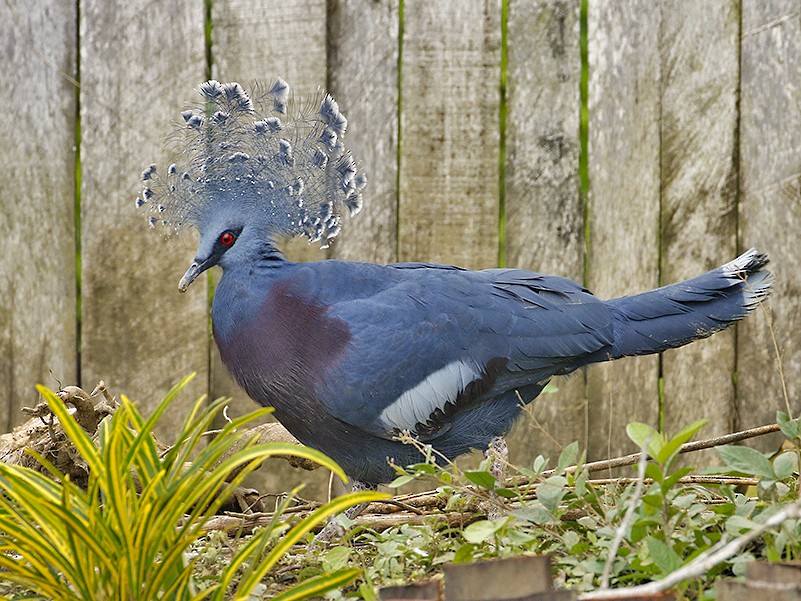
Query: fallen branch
[[544, 422, 781, 479]]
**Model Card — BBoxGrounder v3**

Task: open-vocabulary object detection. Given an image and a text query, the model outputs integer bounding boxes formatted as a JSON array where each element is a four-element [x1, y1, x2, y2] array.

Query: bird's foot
[[309, 515, 347, 551], [308, 483, 376, 551], [483, 436, 508, 520]]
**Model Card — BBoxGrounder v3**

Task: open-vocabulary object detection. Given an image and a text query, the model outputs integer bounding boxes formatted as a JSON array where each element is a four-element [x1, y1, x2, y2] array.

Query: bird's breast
[[213, 279, 351, 412]]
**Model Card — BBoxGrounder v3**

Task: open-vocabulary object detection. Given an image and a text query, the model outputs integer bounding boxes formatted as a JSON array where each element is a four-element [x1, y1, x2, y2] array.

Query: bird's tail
[[606, 248, 773, 359]]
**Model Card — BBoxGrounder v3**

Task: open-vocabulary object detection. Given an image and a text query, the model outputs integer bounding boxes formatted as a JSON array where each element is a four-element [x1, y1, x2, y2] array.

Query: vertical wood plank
[[328, 0, 400, 265], [505, 0, 585, 462], [399, 0, 502, 270], [212, 0, 328, 267], [659, 0, 739, 461], [0, 1, 78, 429], [738, 1, 801, 448], [80, 0, 207, 440], [210, 0, 332, 499], [587, 1, 661, 460]]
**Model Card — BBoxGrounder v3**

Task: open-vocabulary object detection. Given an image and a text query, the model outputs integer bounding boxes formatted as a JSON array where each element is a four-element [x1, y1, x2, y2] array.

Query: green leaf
[[717, 445, 776, 479], [463, 520, 502, 544], [626, 422, 661, 460], [510, 503, 553, 525], [726, 515, 759, 535], [464, 470, 497, 490], [322, 546, 351, 572], [644, 462, 664, 486], [777, 411, 801, 440], [453, 543, 476, 563], [537, 475, 567, 514], [270, 568, 360, 601], [557, 441, 580, 472], [773, 451, 797, 480], [646, 536, 682, 574], [662, 466, 695, 491], [388, 474, 418, 488], [494, 487, 519, 499], [656, 419, 707, 466], [641, 492, 664, 509]]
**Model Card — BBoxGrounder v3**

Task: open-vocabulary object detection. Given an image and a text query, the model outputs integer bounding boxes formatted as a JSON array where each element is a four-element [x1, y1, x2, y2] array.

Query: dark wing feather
[[312, 262, 614, 440]]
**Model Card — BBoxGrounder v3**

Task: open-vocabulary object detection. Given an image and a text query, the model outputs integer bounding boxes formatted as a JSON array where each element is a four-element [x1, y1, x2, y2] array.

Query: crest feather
[[139, 79, 366, 246]]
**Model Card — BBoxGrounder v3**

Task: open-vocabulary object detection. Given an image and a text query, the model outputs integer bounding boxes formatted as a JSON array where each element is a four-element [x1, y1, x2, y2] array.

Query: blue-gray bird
[[140, 80, 773, 491]]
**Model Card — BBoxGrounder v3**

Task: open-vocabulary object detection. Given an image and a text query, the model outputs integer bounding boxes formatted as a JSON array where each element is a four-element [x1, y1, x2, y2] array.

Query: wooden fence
[[2, 0, 799, 499]]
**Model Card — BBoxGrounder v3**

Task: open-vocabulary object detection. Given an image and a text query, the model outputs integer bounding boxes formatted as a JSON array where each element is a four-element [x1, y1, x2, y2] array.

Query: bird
[[140, 79, 773, 514]]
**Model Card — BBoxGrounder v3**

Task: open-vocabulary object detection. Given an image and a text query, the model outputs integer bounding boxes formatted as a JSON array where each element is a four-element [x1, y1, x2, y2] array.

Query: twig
[[759, 303, 792, 417], [587, 475, 759, 487], [601, 444, 648, 589], [358, 422, 781, 518], [578, 498, 801, 599], [538, 422, 781, 479], [518, 390, 563, 451]]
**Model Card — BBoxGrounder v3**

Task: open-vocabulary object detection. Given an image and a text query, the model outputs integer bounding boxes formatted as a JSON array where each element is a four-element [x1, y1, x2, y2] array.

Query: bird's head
[[138, 79, 366, 292]]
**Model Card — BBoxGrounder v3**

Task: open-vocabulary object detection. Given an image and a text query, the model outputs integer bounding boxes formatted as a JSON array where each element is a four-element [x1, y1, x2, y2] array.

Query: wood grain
[[212, 0, 328, 266], [0, 0, 78, 429], [398, 0, 502, 270], [210, 0, 332, 499], [659, 0, 739, 461], [79, 0, 208, 441], [328, 0, 400, 265], [587, 1, 661, 460], [505, 0, 586, 464], [737, 0, 801, 449]]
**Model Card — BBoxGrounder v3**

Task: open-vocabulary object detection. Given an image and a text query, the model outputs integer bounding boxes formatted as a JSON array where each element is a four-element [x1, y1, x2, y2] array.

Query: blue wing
[[299, 261, 615, 440]]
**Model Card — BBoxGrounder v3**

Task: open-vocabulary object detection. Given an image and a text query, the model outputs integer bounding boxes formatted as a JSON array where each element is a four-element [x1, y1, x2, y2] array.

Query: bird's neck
[[213, 242, 289, 338], [252, 241, 287, 268]]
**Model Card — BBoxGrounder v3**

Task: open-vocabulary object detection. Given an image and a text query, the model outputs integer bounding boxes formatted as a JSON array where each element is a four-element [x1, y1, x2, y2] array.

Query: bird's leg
[[309, 481, 377, 549], [484, 435, 508, 520]]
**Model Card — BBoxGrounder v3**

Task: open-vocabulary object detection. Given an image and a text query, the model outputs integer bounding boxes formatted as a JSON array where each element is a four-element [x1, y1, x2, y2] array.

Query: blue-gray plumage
[[142, 80, 774, 488]]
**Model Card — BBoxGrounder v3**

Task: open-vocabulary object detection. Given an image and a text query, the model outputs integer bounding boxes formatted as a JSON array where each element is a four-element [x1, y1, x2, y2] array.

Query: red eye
[[220, 232, 235, 246]]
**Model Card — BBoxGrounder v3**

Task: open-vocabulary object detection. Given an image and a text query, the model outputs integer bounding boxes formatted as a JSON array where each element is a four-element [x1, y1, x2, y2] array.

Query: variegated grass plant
[[0, 375, 385, 600]]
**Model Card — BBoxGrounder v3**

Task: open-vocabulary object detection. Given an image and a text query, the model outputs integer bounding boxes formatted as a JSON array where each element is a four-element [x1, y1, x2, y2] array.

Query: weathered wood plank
[[79, 0, 208, 441], [212, 0, 327, 267], [328, 0, 400, 265], [587, 1, 661, 460], [718, 581, 801, 601], [505, 0, 585, 462], [0, 1, 78, 429], [659, 0, 739, 462], [443, 556, 553, 601], [379, 579, 441, 601], [737, 0, 801, 450], [210, 0, 331, 499], [398, 0, 502, 270]]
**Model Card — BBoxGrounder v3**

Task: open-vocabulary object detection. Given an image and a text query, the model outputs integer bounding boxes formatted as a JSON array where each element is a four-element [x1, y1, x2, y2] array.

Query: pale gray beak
[[178, 262, 202, 293]]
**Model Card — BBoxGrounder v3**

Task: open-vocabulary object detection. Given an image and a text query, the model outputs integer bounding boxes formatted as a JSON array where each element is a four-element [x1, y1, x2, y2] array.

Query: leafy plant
[[349, 420, 796, 597], [0, 375, 386, 600]]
